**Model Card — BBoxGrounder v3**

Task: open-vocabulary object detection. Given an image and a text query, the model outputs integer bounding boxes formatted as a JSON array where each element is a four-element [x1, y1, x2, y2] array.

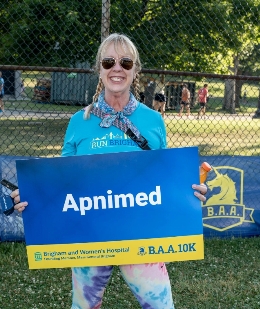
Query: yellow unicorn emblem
[[206, 167, 238, 205], [203, 165, 254, 231]]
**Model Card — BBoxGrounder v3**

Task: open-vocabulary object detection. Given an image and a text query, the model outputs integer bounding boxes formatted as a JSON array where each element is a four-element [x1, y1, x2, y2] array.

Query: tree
[[0, 0, 259, 77], [221, 0, 260, 111], [0, 0, 101, 66]]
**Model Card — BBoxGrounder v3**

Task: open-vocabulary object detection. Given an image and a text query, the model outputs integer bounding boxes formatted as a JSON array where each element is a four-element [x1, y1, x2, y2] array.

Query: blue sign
[[15, 147, 204, 268]]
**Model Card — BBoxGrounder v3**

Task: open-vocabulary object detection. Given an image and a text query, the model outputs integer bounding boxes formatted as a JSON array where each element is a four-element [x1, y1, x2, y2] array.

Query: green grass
[[1, 110, 260, 157], [5, 100, 83, 113], [165, 117, 260, 156], [0, 118, 69, 157], [1, 238, 260, 308]]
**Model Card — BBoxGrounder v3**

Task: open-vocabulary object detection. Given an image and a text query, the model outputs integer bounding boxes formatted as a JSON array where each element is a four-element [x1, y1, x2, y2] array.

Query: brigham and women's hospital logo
[[34, 252, 42, 261], [203, 166, 254, 231]]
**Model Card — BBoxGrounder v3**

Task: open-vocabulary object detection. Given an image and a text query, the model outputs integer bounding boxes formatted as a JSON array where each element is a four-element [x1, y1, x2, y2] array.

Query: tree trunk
[[252, 88, 260, 118], [223, 55, 239, 113], [235, 79, 243, 108], [223, 79, 236, 113], [101, 0, 110, 42]]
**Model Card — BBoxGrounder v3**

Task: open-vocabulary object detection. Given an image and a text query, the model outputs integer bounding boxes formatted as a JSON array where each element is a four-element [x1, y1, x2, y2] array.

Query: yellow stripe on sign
[[27, 235, 204, 269]]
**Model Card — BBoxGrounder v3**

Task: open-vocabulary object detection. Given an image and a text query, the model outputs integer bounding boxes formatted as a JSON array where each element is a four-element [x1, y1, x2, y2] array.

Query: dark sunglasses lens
[[102, 58, 115, 69], [120, 58, 134, 70]]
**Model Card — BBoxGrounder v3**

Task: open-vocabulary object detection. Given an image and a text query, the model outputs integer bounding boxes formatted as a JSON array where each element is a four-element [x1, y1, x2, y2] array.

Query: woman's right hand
[[10, 189, 28, 213]]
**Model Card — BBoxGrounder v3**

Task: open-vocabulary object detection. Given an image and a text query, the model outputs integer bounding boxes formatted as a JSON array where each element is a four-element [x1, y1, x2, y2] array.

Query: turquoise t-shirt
[[62, 102, 167, 157]]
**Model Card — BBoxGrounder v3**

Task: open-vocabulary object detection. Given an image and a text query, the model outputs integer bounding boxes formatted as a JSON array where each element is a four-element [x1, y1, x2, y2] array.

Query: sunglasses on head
[[101, 57, 134, 70]]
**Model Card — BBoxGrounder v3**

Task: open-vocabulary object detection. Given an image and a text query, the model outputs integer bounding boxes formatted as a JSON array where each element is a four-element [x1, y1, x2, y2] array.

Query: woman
[[153, 90, 166, 118], [12, 33, 207, 309], [178, 83, 191, 117], [197, 84, 209, 119]]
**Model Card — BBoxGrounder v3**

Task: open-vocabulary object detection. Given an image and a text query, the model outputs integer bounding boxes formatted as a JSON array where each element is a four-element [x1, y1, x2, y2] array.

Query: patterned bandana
[[96, 91, 140, 137]]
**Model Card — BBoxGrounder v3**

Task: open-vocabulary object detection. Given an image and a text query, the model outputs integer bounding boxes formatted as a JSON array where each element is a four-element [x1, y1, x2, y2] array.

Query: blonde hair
[[84, 33, 142, 119]]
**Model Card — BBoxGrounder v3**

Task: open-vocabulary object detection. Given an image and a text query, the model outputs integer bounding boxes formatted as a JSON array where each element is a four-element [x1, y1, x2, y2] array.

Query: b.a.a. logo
[[202, 166, 254, 231], [137, 247, 146, 256]]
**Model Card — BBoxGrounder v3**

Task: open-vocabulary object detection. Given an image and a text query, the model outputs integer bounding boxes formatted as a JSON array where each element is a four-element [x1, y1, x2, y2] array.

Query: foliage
[[0, 0, 101, 67], [0, 0, 259, 73], [239, 44, 260, 75]]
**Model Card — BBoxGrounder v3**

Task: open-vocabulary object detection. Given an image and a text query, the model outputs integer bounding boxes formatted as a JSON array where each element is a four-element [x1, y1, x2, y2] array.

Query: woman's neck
[[104, 91, 130, 111]]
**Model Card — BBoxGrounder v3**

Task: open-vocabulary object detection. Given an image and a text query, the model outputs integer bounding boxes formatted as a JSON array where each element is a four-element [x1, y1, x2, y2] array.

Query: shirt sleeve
[[159, 117, 167, 149], [61, 117, 77, 157]]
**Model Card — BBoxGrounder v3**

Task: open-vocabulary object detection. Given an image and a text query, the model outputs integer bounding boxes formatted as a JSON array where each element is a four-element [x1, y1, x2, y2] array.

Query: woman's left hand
[[192, 184, 207, 202]]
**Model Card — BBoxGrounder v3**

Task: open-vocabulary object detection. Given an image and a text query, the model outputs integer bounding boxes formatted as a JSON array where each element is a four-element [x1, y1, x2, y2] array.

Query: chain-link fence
[[0, 0, 260, 239], [0, 67, 259, 161]]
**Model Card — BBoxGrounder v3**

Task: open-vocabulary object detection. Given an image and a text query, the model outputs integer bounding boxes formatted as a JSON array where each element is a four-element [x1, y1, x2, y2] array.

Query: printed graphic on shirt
[[91, 131, 137, 149]]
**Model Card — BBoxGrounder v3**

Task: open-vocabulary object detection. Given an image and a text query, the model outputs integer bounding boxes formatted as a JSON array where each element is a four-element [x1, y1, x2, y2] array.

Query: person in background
[[243, 90, 247, 104], [0, 71, 5, 113], [178, 83, 190, 117], [153, 90, 166, 118], [11, 33, 207, 309], [197, 84, 209, 119], [144, 79, 155, 108], [20, 79, 26, 97], [139, 91, 145, 103]]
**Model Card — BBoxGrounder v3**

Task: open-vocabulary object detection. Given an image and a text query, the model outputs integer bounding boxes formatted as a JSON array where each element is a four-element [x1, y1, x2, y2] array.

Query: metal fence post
[[101, 0, 110, 42]]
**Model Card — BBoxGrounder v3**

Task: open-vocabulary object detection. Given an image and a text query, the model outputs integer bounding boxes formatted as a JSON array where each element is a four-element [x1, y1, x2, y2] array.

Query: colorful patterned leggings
[[71, 263, 174, 309]]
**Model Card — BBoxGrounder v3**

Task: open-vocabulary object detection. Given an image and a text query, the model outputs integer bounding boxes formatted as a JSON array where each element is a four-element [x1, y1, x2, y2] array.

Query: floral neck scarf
[[96, 91, 140, 137]]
